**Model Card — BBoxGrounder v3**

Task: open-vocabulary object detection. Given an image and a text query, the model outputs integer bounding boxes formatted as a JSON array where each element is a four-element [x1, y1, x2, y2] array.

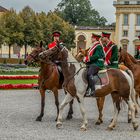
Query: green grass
[[0, 79, 38, 84]]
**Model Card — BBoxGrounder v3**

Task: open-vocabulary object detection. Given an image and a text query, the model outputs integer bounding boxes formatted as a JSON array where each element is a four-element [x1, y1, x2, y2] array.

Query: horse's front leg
[[95, 97, 105, 125], [56, 93, 74, 128], [36, 89, 45, 121], [78, 94, 88, 131], [53, 88, 59, 121]]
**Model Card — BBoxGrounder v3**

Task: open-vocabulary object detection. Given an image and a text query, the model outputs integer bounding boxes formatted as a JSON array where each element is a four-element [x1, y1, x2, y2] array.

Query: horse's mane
[[63, 47, 78, 62], [127, 52, 138, 64]]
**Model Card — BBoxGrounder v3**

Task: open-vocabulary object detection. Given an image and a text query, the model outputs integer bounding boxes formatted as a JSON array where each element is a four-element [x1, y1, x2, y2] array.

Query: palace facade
[[75, 0, 140, 56]]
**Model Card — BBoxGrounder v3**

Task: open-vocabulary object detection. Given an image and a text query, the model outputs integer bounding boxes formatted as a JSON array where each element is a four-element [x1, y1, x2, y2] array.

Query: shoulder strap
[[89, 42, 100, 56], [105, 44, 115, 57]]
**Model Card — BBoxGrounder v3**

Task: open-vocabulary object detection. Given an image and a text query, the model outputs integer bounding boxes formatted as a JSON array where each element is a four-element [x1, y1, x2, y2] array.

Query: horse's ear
[[40, 41, 43, 48], [119, 47, 122, 52], [85, 48, 90, 52]]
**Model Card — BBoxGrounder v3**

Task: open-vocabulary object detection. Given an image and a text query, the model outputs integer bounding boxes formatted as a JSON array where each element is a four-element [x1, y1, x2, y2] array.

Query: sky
[[0, 0, 116, 24]]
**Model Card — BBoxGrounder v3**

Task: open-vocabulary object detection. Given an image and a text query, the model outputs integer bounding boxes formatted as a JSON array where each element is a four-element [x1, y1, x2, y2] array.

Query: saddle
[[82, 69, 109, 86]]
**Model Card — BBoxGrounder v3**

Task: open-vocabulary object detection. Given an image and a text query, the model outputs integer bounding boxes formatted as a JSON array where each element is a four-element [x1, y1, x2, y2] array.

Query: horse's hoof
[[56, 123, 63, 129], [66, 115, 73, 120], [36, 117, 42, 122], [133, 124, 139, 131], [80, 127, 87, 131], [128, 119, 132, 123], [95, 120, 103, 125], [106, 127, 113, 131]]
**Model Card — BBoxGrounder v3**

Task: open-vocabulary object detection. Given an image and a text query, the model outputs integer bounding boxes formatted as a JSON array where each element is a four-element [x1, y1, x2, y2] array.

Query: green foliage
[[0, 9, 24, 58], [57, 0, 107, 26], [38, 12, 75, 49], [0, 6, 75, 53]]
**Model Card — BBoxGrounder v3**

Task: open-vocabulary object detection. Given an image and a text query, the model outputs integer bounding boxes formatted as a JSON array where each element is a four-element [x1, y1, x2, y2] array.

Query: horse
[[39, 45, 138, 131], [24, 41, 74, 122], [119, 48, 140, 110]]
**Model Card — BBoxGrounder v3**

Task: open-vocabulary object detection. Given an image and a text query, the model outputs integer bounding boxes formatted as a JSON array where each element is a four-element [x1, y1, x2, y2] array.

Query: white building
[[114, 0, 140, 56]]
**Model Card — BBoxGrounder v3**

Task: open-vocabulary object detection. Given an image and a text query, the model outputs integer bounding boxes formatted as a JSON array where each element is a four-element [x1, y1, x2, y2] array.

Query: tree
[[19, 6, 43, 58], [1, 9, 24, 58], [57, 0, 107, 26], [0, 19, 5, 48], [39, 12, 75, 49]]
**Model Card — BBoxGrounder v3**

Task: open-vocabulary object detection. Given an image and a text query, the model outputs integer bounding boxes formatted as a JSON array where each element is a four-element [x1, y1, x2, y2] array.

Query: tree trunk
[[9, 44, 11, 58], [24, 44, 27, 59]]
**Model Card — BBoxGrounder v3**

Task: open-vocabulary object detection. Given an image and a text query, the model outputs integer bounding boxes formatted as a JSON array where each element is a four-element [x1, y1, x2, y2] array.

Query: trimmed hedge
[[0, 58, 24, 64]]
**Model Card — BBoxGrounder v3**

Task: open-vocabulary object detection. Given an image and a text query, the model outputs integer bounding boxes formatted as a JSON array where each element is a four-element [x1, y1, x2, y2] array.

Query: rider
[[100, 32, 118, 68], [84, 33, 105, 97], [48, 31, 61, 49], [47, 31, 64, 49]]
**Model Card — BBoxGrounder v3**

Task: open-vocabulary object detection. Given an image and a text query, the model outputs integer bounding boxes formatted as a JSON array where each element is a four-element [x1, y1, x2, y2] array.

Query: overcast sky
[[0, 0, 116, 24]]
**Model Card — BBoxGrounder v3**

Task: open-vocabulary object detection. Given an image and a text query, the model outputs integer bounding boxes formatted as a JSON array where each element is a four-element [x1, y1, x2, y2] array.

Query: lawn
[[0, 79, 38, 84]]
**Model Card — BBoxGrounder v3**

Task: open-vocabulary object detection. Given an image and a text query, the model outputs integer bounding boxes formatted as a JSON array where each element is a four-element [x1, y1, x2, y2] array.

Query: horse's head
[[76, 48, 89, 62], [39, 42, 68, 63], [24, 41, 46, 65], [118, 47, 127, 64]]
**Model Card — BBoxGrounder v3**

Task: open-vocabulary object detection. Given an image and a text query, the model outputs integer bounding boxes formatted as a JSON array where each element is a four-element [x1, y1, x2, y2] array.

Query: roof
[[75, 26, 115, 31], [0, 6, 8, 12]]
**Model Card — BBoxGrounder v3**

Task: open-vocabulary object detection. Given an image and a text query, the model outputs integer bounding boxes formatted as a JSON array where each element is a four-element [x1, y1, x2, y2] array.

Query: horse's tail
[[126, 69, 140, 110], [126, 69, 134, 89]]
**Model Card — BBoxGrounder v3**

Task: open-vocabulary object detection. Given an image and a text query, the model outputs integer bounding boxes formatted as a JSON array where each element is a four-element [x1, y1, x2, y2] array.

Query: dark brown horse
[[119, 48, 140, 110], [24, 41, 74, 122], [39, 46, 138, 131]]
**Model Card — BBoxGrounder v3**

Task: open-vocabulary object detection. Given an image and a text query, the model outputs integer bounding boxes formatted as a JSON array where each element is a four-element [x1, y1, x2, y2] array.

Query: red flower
[[0, 75, 39, 79], [0, 84, 38, 89]]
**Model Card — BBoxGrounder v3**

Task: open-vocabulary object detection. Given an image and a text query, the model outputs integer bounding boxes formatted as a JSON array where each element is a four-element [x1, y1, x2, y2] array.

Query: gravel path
[[0, 90, 140, 140]]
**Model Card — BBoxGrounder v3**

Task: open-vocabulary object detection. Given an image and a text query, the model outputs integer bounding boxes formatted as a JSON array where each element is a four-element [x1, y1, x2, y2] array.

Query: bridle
[[28, 53, 39, 62]]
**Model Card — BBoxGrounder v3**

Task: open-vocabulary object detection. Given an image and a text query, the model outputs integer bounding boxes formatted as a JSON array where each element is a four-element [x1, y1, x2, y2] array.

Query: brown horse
[[24, 41, 74, 122], [119, 48, 140, 109], [39, 46, 138, 131]]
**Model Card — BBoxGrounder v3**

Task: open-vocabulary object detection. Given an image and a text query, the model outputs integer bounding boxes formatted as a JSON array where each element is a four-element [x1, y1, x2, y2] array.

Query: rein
[[63, 66, 86, 88]]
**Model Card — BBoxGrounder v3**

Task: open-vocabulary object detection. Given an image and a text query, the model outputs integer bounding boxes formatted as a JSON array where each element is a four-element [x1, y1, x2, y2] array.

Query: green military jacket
[[108, 44, 118, 69], [87, 44, 105, 69]]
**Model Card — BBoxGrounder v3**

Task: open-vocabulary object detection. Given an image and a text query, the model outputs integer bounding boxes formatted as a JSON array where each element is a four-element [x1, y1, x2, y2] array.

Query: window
[[135, 31, 140, 37], [136, 15, 140, 26], [137, 1, 140, 4], [123, 30, 128, 37], [124, 1, 129, 5], [123, 14, 128, 25]]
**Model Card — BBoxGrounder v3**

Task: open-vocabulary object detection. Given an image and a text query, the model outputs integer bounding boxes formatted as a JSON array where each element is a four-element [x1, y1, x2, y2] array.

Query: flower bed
[[0, 75, 39, 89], [0, 84, 38, 89], [0, 75, 39, 79]]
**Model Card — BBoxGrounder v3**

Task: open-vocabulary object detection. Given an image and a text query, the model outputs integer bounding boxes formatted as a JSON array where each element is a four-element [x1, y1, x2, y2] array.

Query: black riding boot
[[89, 75, 96, 97]]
